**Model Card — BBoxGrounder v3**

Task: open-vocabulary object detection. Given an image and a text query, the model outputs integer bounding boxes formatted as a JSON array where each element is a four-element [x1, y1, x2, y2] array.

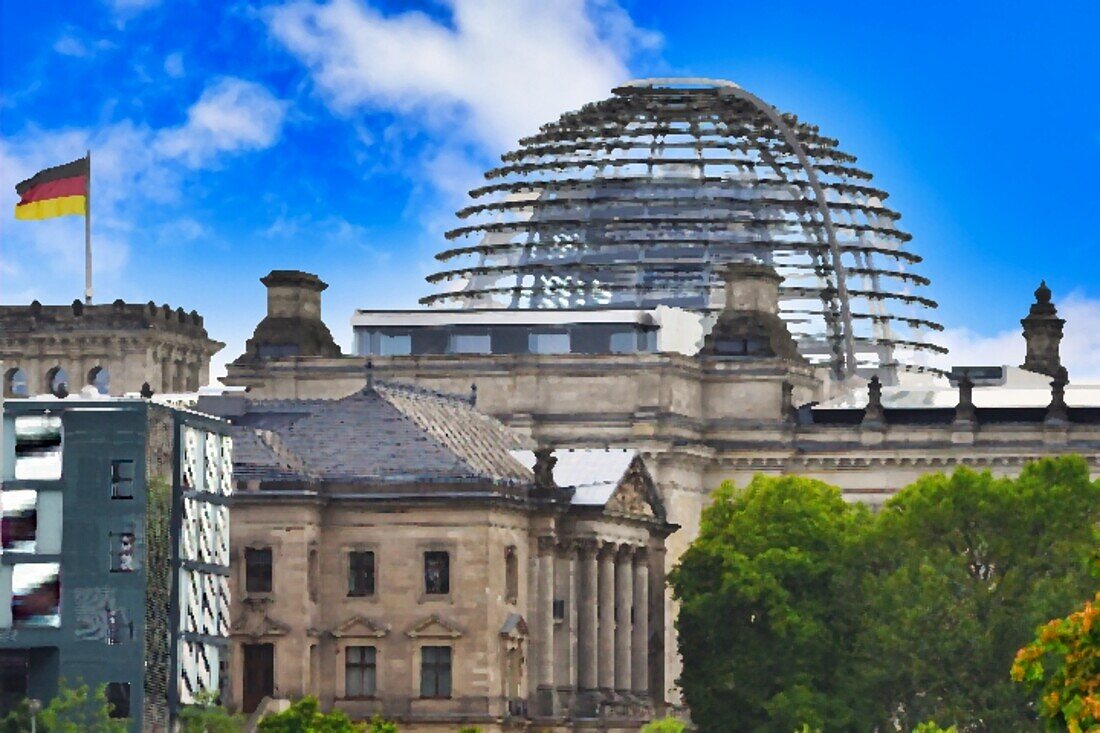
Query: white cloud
[[934, 293, 1100, 381], [53, 35, 89, 58], [164, 52, 185, 79], [102, 0, 161, 17], [156, 78, 287, 167], [266, 0, 656, 152], [0, 78, 283, 305]]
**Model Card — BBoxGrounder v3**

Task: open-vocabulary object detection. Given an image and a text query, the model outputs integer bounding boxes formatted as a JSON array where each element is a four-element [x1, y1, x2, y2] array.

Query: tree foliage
[[0, 680, 128, 733], [670, 456, 1100, 732], [176, 690, 245, 732], [641, 716, 687, 733], [256, 697, 379, 733], [1012, 590, 1100, 732]]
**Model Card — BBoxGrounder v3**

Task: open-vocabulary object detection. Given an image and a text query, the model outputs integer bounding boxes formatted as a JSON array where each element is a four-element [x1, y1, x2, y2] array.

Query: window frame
[[244, 547, 273, 594], [419, 645, 452, 699], [423, 550, 450, 596], [343, 645, 378, 699], [110, 459, 135, 500], [347, 550, 376, 597]]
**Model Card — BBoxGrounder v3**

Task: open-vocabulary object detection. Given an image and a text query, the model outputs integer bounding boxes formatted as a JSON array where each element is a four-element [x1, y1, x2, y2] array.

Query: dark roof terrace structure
[[425, 78, 944, 382]]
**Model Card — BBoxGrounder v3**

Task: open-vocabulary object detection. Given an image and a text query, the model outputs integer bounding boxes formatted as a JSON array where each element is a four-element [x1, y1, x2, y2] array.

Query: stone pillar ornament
[[631, 548, 649, 697], [1047, 366, 1070, 424], [576, 540, 599, 692], [862, 375, 884, 425], [597, 542, 616, 693], [1021, 280, 1066, 378], [614, 545, 634, 694], [954, 373, 977, 425]]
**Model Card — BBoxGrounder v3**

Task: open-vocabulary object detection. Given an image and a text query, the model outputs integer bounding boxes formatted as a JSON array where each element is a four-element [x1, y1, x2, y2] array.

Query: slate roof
[[221, 382, 532, 484]]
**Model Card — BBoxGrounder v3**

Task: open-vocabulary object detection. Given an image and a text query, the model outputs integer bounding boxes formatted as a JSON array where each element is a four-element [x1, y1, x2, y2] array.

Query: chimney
[[1021, 280, 1065, 379], [238, 270, 342, 362]]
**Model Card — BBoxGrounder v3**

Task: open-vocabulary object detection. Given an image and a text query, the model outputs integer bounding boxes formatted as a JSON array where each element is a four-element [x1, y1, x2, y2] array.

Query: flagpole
[[84, 149, 92, 304]]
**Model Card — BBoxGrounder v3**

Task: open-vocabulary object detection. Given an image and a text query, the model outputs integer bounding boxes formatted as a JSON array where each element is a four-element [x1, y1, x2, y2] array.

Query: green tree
[[176, 690, 244, 732], [367, 716, 398, 733], [18, 679, 127, 733], [1012, 591, 1100, 732], [257, 697, 364, 733], [853, 457, 1100, 731], [668, 474, 870, 733], [641, 716, 686, 733]]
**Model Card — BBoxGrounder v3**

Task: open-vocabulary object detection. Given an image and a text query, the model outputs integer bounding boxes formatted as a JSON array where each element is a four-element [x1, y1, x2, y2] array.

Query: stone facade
[[202, 386, 674, 731], [1, 300, 223, 397], [223, 267, 1100, 704]]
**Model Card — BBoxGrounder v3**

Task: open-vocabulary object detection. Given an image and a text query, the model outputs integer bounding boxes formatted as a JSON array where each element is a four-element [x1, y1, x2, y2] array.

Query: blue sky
[[3, 0, 1100, 378]]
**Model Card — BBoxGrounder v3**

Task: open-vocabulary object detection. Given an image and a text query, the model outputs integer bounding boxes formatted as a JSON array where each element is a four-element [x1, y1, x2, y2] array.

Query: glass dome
[[424, 78, 944, 380]]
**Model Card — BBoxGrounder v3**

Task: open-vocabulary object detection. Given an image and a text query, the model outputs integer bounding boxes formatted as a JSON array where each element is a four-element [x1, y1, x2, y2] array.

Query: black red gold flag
[[14, 157, 89, 220]]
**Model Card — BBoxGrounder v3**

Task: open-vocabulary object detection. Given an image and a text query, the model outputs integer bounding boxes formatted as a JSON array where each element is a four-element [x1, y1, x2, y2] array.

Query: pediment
[[332, 615, 388, 638], [604, 456, 663, 520], [230, 607, 291, 638], [499, 613, 529, 639], [406, 614, 463, 639]]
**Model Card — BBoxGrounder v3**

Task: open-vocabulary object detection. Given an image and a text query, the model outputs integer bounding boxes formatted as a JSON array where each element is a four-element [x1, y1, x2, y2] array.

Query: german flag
[[14, 157, 89, 221]]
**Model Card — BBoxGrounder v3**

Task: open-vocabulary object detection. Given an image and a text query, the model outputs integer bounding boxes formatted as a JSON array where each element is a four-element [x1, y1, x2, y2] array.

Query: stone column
[[631, 547, 649, 697], [576, 540, 599, 692], [597, 542, 616, 694], [614, 545, 633, 694], [536, 535, 556, 694]]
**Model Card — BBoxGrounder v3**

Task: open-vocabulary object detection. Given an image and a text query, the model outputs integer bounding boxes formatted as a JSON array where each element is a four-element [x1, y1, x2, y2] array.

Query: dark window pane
[[245, 547, 272, 593], [348, 551, 375, 596], [420, 646, 452, 698], [105, 682, 130, 719], [552, 599, 565, 621], [111, 460, 134, 499], [345, 645, 377, 697], [424, 551, 449, 595]]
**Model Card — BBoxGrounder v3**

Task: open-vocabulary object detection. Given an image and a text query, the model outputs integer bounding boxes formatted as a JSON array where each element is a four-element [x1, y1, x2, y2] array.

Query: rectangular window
[[13, 416, 62, 481], [11, 563, 60, 628], [420, 646, 452, 698], [552, 599, 566, 621], [110, 460, 135, 499], [424, 551, 450, 595], [609, 331, 637, 354], [348, 551, 375, 597], [450, 334, 491, 355], [344, 645, 377, 697], [379, 334, 412, 356], [105, 682, 130, 719], [110, 532, 136, 572], [528, 332, 570, 354], [245, 547, 273, 593], [0, 491, 37, 553]]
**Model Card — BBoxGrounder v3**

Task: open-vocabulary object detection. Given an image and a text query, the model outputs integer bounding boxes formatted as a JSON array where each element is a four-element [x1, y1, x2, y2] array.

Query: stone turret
[[1020, 280, 1065, 379], [701, 261, 802, 360], [238, 271, 342, 362]]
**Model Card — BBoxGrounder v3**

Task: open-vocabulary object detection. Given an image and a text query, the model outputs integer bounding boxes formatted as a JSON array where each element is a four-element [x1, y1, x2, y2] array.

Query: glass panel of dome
[[609, 331, 636, 354], [379, 334, 411, 356], [450, 334, 491, 355]]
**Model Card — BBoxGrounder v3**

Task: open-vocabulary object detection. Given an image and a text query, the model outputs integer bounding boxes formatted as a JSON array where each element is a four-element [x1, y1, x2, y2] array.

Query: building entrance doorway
[[242, 643, 274, 713]]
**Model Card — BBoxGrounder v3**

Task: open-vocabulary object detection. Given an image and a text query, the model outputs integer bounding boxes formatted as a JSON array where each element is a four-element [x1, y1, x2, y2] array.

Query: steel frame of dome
[[423, 78, 945, 381]]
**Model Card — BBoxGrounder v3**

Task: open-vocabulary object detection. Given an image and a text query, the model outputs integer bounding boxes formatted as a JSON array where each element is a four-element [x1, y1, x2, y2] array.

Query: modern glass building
[[0, 396, 232, 732]]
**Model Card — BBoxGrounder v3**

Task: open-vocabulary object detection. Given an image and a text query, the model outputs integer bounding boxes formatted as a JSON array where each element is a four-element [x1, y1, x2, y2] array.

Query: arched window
[[4, 368, 28, 398], [46, 367, 69, 397], [88, 366, 110, 395]]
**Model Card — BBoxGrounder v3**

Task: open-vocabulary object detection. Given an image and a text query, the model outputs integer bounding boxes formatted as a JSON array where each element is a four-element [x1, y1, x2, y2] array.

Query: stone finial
[[700, 261, 802, 360], [365, 360, 374, 390], [1046, 366, 1069, 424], [469, 383, 478, 406], [238, 270, 342, 362], [533, 447, 557, 490], [954, 372, 977, 425], [1021, 279, 1065, 379], [140, 382, 155, 399], [862, 375, 885, 425]]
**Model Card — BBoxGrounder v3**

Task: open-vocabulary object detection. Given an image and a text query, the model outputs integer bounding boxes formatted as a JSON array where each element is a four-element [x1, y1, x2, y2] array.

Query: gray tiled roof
[[224, 382, 532, 484]]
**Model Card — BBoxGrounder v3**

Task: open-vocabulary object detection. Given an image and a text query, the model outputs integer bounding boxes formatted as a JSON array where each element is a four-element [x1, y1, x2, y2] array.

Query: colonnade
[[533, 536, 651, 715]]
